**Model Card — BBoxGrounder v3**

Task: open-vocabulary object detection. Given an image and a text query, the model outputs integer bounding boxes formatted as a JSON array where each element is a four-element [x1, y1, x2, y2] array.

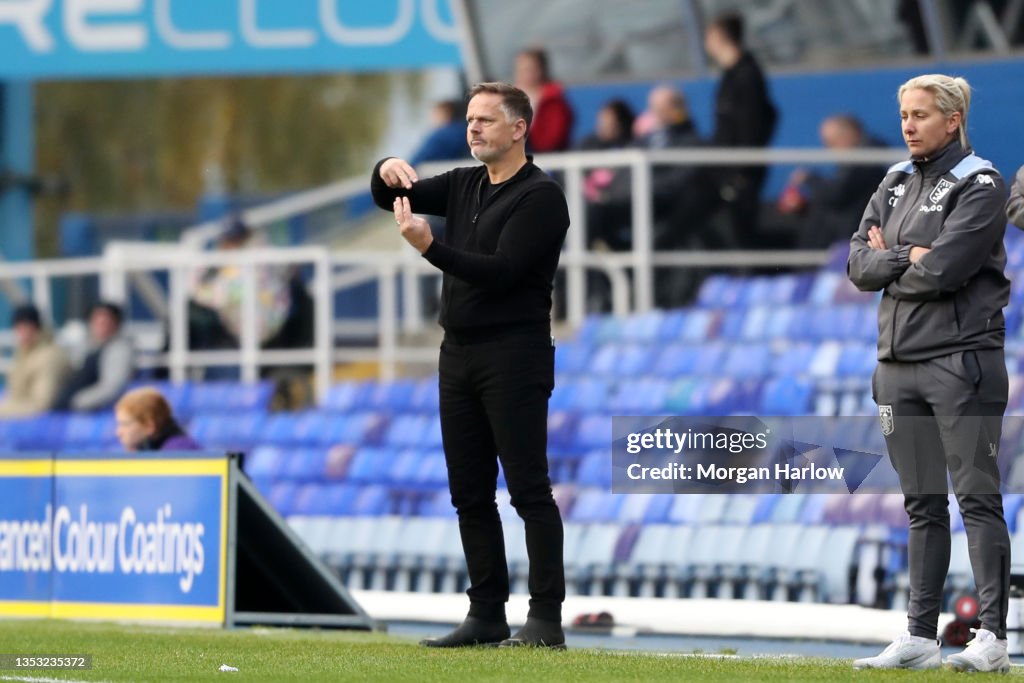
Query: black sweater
[[371, 158, 569, 332]]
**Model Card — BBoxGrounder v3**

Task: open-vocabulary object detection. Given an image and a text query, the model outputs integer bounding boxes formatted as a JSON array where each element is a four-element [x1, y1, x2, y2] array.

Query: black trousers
[[874, 349, 1010, 639], [438, 326, 565, 623]]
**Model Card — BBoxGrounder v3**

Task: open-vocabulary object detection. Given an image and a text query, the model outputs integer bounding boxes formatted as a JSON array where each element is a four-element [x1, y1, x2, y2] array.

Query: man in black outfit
[[704, 12, 778, 247], [370, 82, 570, 649]]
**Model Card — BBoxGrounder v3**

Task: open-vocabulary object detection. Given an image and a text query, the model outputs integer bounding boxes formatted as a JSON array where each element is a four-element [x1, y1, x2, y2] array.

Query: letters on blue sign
[[0, 0, 461, 79]]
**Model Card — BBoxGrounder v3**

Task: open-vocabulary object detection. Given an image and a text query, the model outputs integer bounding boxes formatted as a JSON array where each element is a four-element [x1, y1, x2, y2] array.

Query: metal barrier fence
[[0, 147, 906, 394]]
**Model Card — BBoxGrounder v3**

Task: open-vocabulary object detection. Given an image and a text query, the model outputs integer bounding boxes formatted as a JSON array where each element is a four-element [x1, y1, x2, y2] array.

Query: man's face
[[820, 120, 857, 150], [466, 93, 523, 164], [900, 88, 958, 158], [13, 321, 39, 349], [90, 309, 119, 343], [704, 26, 727, 66], [115, 408, 153, 452], [648, 89, 680, 129], [514, 53, 543, 89]]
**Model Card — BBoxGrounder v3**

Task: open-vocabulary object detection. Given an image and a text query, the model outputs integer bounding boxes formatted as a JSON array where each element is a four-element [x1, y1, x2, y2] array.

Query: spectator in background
[[115, 387, 200, 452], [778, 115, 889, 248], [410, 99, 471, 167], [586, 86, 704, 252], [514, 48, 574, 152], [577, 99, 635, 244], [53, 301, 134, 412], [704, 11, 778, 246], [576, 99, 635, 152], [1008, 164, 1024, 228], [189, 217, 293, 351], [0, 304, 70, 417]]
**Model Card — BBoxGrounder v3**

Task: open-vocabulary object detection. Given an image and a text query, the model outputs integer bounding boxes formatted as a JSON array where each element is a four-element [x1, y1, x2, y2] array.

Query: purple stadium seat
[[322, 444, 356, 480]]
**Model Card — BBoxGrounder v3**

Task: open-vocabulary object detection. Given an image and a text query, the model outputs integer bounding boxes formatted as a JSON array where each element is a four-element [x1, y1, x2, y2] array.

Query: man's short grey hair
[[468, 82, 534, 131]]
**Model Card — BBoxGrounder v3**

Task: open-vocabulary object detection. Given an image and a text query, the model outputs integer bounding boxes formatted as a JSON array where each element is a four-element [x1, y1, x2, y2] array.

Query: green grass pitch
[[0, 619, 1012, 682]]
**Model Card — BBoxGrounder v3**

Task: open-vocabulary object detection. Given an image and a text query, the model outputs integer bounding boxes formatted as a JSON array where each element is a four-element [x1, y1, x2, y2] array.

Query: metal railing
[[0, 146, 907, 392]]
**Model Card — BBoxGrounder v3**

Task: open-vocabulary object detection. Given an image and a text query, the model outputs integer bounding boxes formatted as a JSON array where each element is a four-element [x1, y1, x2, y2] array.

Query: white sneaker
[[852, 632, 941, 670], [944, 628, 1010, 673]]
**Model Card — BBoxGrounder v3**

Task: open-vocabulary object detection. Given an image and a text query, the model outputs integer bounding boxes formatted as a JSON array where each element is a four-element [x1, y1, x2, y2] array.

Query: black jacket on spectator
[[709, 51, 778, 245], [712, 51, 777, 149], [800, 136, 890, 248]]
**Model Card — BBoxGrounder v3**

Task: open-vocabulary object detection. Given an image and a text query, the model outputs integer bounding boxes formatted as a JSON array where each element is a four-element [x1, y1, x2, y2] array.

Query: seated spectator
[[514, 47, 574, 153], [53, 301, 134, 412], [0, 304, 70, 417], [189, 217, 295, 351], [778, 115, 889, 248], [410, 99, 471, 166], [577, 99, 635, 151], [1008, 164, 1024, 229], [577, 99, 636, 211], [115, 387, 200, 452], [586, 85, 705, 251]]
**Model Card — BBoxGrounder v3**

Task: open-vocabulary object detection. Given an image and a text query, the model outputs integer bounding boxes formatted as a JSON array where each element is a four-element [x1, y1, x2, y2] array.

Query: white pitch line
[[0, 675, 113, 683]]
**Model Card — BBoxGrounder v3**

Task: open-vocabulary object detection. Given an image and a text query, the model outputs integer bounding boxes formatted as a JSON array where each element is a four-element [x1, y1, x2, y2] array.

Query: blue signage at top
[[0, 0, 462, 79]]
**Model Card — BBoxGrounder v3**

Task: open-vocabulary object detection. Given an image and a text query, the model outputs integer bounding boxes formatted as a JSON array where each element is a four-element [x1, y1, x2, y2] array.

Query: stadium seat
[[187, 380, 273, 413]]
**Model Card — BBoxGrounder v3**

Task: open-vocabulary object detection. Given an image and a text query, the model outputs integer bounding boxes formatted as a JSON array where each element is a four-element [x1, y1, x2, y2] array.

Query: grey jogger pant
[[873, 349, 1010, 640]]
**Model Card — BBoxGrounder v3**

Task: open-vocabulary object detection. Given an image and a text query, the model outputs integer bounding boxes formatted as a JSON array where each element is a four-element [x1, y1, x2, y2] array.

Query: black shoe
[[498, 617, 566, 650], [419, 617, 510, 648]]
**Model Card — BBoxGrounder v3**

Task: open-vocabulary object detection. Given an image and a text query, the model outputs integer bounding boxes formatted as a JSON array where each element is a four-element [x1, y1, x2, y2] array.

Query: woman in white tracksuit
[[848, 74, 1011, 674]]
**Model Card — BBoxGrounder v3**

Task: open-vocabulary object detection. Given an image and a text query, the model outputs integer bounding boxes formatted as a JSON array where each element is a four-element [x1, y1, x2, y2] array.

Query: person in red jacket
[[514, 48, 573, 153]]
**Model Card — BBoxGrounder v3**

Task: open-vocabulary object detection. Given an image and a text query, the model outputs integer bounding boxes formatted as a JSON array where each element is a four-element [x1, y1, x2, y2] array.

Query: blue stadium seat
[[568, 489, 623, 522], [259, 413, 308, 446], [573, 415, 612, 450], [187, 381, 273, 413], [653, 344, 701, 376], [717, 309, 747, 341], [547, 411, 577, 449], [620, 311, 664, 343], [409, 377, 441, 411], [608, 378, 670, 413], [366, 380, 418, 411], [267, 481, 300, 516], [384, 414, 429, 447], [351, 485, 392, 516], [837, 343, 877, 378], [555, 342, 593, 374], [279, 448, 327, 482], [722, 344, 771, 379], [63, 413, 109, 448], [387, 448, 421, 485], [245, 445, 286, 479], [696, 275, 741, 308], [320, 381, 364, 412], [412, 450, 448, 488], [550, 377, 612, 412], [421, 489, 457, 518], [346, 447, 394, 484], [336, 411, 388, 445], [575, 450, 611, 488], [761, 376, 815, 413]]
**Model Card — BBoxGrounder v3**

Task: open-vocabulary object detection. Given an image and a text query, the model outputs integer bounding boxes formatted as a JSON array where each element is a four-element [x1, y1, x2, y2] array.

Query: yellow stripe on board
[[0, 601, 52, 617], [51, 601, 225, 623], [0, 461, 54, 477], [217, 474, 229, 611], [55, 459, 228, 477]]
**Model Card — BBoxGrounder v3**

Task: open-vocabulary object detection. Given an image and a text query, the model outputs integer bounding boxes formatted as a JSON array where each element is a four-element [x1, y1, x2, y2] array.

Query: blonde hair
[[115, 387, 173, 430], [898, 74, 972, 149]]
